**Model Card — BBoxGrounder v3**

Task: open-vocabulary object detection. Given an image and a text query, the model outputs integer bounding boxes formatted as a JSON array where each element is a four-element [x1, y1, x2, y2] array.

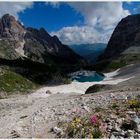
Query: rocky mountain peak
[[0, 14, 86, 66], [52, 35, 60, 41], [39, 27, 52, 41], [1, 14, 15, 26], [0, 14, 26, 59], [99, 14, 140, 60], [39, 27, 49, 35], [0, 14, 24, 39]]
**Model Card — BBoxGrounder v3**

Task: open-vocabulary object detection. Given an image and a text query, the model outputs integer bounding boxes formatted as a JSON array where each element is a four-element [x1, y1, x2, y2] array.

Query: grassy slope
[[0, 67, 38, 96]]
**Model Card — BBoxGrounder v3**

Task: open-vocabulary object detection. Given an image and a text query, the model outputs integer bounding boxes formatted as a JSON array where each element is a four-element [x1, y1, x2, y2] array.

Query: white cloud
[[0, 2, 131, 45], [52, 2, 131, 45], [51, 26, 112, 45], [0, 2, 33, 19], [45, 2, 60, 8], [68, 2, 130, 30]]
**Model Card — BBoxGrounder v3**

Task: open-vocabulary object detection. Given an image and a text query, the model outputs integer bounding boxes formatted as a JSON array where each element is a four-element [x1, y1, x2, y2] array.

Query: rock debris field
[[0, 65, 140, 138], [0, 88, 140, 138]]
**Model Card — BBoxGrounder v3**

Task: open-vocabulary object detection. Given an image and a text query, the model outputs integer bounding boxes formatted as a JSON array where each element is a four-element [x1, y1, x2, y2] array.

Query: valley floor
[[0, 64, 140, 138]]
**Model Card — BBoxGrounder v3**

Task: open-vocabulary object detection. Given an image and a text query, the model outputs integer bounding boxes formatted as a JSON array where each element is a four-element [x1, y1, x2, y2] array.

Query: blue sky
[[18, 2, 138, 32], [19, 2, 84, 32], [0, 2, 140, 44]]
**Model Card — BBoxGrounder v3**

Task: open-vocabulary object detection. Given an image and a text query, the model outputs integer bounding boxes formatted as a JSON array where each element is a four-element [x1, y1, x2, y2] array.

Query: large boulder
[[85, 84, 113, 94]]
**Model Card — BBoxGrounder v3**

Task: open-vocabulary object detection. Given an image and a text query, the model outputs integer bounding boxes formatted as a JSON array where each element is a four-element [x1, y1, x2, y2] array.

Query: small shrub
[[92, 127, 102, 138], [59, 115, 103, 138], [90, 115, 98, 125], [94, 107, 102, 112], [128, 99, 140, 109], [62, 78, 71, 84], [111, 103, 119, 109], [136, 95, 140, 98]]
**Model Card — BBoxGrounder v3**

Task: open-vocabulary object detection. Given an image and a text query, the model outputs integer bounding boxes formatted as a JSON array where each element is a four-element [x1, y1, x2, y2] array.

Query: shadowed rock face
[[24, 27, 84, 64], [100, 14, 140, 60], [0, 14, 85, 66]]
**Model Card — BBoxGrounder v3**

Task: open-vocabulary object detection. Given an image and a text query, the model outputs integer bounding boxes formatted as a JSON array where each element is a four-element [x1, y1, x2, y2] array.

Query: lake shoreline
[[32, 68, 133, 95]]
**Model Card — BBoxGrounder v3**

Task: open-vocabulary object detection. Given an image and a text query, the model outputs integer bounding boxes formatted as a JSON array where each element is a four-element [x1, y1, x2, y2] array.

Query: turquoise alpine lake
[[71, 71, 105, 82]]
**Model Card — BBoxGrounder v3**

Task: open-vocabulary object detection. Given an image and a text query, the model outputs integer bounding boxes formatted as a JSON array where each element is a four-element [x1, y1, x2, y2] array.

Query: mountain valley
[[1, 12, 140, 138], [69, 43, 106, 64]]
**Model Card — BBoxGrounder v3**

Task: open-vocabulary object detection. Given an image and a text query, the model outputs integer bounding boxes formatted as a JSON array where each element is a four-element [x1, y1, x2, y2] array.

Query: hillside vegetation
[[0, 67, 37, 97], [85, 53, 140, 73]]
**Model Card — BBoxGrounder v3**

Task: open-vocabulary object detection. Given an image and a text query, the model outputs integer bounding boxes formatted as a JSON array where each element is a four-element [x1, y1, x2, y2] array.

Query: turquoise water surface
[[72, 72, 104, 82]]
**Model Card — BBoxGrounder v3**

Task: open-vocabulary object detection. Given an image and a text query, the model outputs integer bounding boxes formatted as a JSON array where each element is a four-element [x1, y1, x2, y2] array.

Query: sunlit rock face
[[0, 14, 86, 67]]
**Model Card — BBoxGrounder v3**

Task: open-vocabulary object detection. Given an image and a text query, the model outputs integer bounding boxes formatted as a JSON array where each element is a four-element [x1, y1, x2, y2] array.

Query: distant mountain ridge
[[69, 43, 106, 64]]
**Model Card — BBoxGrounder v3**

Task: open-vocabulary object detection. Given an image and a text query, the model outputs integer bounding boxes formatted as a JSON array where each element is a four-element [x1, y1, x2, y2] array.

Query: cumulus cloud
[[68, 2, 130, 30], [51, 26, 112, 45], [0, 2, 33, 18], [45, 2, 60, 8], [0, 2, 131, 45], [52, 2, 131, 45]]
